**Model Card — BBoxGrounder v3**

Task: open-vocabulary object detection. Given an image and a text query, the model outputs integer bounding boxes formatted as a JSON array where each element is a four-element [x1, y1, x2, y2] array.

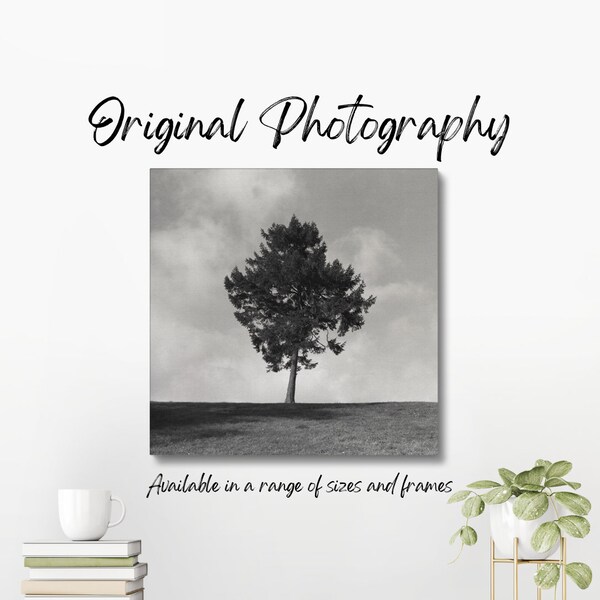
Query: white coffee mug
[[58, 489, 126, 541]]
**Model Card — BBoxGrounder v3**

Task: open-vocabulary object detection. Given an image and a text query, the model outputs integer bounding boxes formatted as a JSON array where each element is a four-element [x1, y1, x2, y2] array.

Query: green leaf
[[482, 486, 512, 505], [467, 480, 501, 489], [535, 459, 552, 472], [514, 466, 545, 487], [545, 477, 566, 488], [498, 468, 516, 486], [462, 496, 485, 518], [449, 527, 462, 545], [554, 492, 591, 516], [545, 477, 581, 490], [513, 492, 549, 520], [547, 461, 573, 479], [534, 564, 561, 589], [531, 521, 560, 552], [510, 485, 523, 497], [566, 562, 592, 589], [557, 516, 591, 538], [460, 526, 477, 546], [518, 484, 544, 492], [447, 490, 471, 504]]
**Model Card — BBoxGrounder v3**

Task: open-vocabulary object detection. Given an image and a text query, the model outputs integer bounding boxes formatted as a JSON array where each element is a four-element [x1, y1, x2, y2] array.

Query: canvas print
[[150, 169, 438, 455]]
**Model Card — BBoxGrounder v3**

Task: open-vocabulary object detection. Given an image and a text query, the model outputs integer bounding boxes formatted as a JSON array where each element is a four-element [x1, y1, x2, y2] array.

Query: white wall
[[1, 2, 598, 598]]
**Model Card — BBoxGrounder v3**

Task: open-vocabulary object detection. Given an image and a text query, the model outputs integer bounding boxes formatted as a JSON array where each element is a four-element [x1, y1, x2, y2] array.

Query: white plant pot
[[489, 497, 564, 559]]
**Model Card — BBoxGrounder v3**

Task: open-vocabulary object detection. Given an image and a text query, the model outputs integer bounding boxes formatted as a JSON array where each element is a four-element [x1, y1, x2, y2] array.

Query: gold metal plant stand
[[490, 537, 567, 599]]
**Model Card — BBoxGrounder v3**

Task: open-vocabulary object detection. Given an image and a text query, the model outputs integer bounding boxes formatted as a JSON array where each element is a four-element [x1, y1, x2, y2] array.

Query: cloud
[[328, 227, 402, 283], [151, 309, 290, 403], [151, 218, 232, 322], [370, 281, 433, 304], [290, 327, 437, 404], [151, 169, 299, 231], [204, 169, 297, 216]]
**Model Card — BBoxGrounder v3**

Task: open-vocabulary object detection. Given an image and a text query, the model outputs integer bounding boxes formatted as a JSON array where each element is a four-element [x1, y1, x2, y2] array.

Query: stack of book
[[22, 540, 146, 599]]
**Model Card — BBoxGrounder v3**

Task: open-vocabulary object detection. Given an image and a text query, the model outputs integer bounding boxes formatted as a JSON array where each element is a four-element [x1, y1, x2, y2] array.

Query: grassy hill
[[150, 401, 438, 456]]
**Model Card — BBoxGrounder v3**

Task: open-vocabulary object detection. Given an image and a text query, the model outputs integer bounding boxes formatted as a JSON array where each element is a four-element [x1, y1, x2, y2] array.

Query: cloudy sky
[[151, 169, 437, 404]]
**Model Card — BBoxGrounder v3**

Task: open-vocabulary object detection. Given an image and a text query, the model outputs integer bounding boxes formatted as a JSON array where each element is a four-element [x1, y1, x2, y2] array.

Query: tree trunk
[[284, 348, 299, 404]]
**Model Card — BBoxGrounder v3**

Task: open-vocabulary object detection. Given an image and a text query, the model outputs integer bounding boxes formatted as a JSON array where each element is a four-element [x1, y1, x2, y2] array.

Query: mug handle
[[108, 495, 126, 528]]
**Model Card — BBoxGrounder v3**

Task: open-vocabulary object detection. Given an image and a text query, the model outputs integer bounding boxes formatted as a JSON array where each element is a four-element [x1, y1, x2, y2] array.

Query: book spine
[[21, 580, 138, 595], [25, 556, 138, 567], [28, 563, 146, 580], [22, 541, 141, 557], [23, 595, 143, 600]]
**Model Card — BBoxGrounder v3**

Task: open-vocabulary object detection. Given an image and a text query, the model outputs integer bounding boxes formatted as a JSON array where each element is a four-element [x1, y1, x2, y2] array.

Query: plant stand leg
[[490, 539, 495, 600], [513, 537, 519, 600], [536, 565, 541, 600]]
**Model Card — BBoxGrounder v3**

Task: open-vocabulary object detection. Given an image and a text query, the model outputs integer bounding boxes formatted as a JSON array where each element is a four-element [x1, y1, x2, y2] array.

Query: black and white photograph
[[150, 169, 438, 455]]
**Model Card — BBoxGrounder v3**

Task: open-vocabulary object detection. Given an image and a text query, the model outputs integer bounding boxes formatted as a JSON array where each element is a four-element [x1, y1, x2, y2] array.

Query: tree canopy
[[224, 215, 376, 403]]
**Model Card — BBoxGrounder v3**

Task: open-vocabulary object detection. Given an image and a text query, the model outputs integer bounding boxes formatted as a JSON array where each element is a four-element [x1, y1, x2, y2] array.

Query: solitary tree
[[224, 216, 376, 404]]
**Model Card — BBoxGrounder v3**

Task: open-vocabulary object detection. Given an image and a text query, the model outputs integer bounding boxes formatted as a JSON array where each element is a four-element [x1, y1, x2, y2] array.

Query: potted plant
[[449, 459, 592, 591]]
